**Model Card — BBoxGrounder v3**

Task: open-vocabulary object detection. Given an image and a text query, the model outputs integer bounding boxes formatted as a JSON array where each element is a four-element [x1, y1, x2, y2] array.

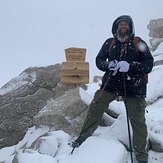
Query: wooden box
[[65, 48, 86, 62], [61, 62, 89, 84]]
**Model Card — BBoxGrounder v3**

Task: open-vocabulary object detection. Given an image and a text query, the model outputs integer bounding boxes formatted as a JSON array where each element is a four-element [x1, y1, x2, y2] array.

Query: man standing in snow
[[72, 15, 153, 163]]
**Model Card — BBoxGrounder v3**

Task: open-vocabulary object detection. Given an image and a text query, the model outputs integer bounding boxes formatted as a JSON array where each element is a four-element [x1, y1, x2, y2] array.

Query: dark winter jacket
[[96, 15, 154, 98]]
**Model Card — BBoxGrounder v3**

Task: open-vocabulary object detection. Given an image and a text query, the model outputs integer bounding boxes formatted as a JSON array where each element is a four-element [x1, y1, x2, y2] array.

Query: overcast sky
[[0, 0, 163, 87]]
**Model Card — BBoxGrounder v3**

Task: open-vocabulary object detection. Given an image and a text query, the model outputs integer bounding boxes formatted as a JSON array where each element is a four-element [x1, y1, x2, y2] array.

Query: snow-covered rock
[[34, 87, 88, 136], [146, 65, 163, 103]]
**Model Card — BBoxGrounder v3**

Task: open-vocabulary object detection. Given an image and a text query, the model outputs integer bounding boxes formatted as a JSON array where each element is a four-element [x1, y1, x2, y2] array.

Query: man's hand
[[108, 60, 119, 71], [118, 61, 130, 72]]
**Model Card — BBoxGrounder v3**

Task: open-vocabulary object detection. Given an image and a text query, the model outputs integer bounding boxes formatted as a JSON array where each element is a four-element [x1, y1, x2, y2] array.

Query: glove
[[118, 61, 130, 72], [108, 60, 119, 71]]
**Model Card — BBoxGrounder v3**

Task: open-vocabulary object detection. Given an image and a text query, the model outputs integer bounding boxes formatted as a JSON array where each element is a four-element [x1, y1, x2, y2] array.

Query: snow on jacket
[[96, 15, 154, 98]]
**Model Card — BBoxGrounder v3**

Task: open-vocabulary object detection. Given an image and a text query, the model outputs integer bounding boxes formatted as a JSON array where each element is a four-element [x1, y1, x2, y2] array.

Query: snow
[[0, 47, 163, 163], [0, 72, 37, 95], [1, 80, 163, 163], [152, 42, 163, 62], [16, 126, 50, 149], [146, 65, 163, 103], [58, 137, 126, 163], [17, 152, 56, 163], [138, 41, 147, 52]]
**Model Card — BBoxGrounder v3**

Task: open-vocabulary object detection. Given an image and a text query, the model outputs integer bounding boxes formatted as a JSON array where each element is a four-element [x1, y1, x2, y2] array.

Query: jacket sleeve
[[96, 38, 113, 72], [129, 39, 154, 74]]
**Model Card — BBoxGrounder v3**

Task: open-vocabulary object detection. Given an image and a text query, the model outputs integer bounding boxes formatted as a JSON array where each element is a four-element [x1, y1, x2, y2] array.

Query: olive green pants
[[79, 89, 148, 161]]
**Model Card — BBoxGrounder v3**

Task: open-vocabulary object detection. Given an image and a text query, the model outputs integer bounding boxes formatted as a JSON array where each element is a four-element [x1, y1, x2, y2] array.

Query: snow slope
[[0, 45, 163, 163]]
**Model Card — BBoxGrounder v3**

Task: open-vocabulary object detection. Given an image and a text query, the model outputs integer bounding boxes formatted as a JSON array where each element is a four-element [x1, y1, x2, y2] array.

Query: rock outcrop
[[0, 64, 86, 148], [34, 87, 88, 135], [148, 18, 163, 52]]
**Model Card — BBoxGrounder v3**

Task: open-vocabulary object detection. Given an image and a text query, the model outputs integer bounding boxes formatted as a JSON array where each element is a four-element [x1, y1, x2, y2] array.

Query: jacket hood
[[112, 15, 135, 40]]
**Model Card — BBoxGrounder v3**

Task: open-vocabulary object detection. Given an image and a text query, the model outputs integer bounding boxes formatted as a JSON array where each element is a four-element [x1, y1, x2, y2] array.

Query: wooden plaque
[[61, 62, 89, 84], [65, 48, 86, 62]]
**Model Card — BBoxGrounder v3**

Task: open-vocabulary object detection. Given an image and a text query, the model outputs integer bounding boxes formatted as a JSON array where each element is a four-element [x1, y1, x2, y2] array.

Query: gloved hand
[[118, 61, 130, 72], [108, 60, 119, 71]]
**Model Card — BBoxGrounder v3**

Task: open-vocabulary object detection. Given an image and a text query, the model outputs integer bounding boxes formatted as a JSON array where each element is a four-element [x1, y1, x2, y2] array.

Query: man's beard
[[117, 29, 130, 42]]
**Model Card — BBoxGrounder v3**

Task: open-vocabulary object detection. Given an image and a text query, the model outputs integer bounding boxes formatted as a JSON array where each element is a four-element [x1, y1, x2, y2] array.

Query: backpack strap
[[109, 38, 115, 53], [108, 36, 148, 83], [109, 37, 141, 55], [133, 36, 140, 56]]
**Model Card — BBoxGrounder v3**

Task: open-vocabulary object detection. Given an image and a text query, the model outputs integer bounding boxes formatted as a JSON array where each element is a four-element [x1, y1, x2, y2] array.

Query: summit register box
[[65, 47, 86, 62], [61, 47, 89, 84]]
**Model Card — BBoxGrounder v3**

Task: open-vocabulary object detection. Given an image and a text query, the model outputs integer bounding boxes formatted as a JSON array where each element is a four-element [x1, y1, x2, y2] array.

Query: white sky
[[0, 0, 163, 87]]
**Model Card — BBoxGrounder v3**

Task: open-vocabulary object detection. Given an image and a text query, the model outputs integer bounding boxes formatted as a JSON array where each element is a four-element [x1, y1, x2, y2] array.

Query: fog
[[0, 0, 163, 87]]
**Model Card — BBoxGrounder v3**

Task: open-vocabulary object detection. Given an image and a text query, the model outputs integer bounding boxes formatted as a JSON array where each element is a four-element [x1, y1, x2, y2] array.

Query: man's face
[[117, 20, 130, 36]]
